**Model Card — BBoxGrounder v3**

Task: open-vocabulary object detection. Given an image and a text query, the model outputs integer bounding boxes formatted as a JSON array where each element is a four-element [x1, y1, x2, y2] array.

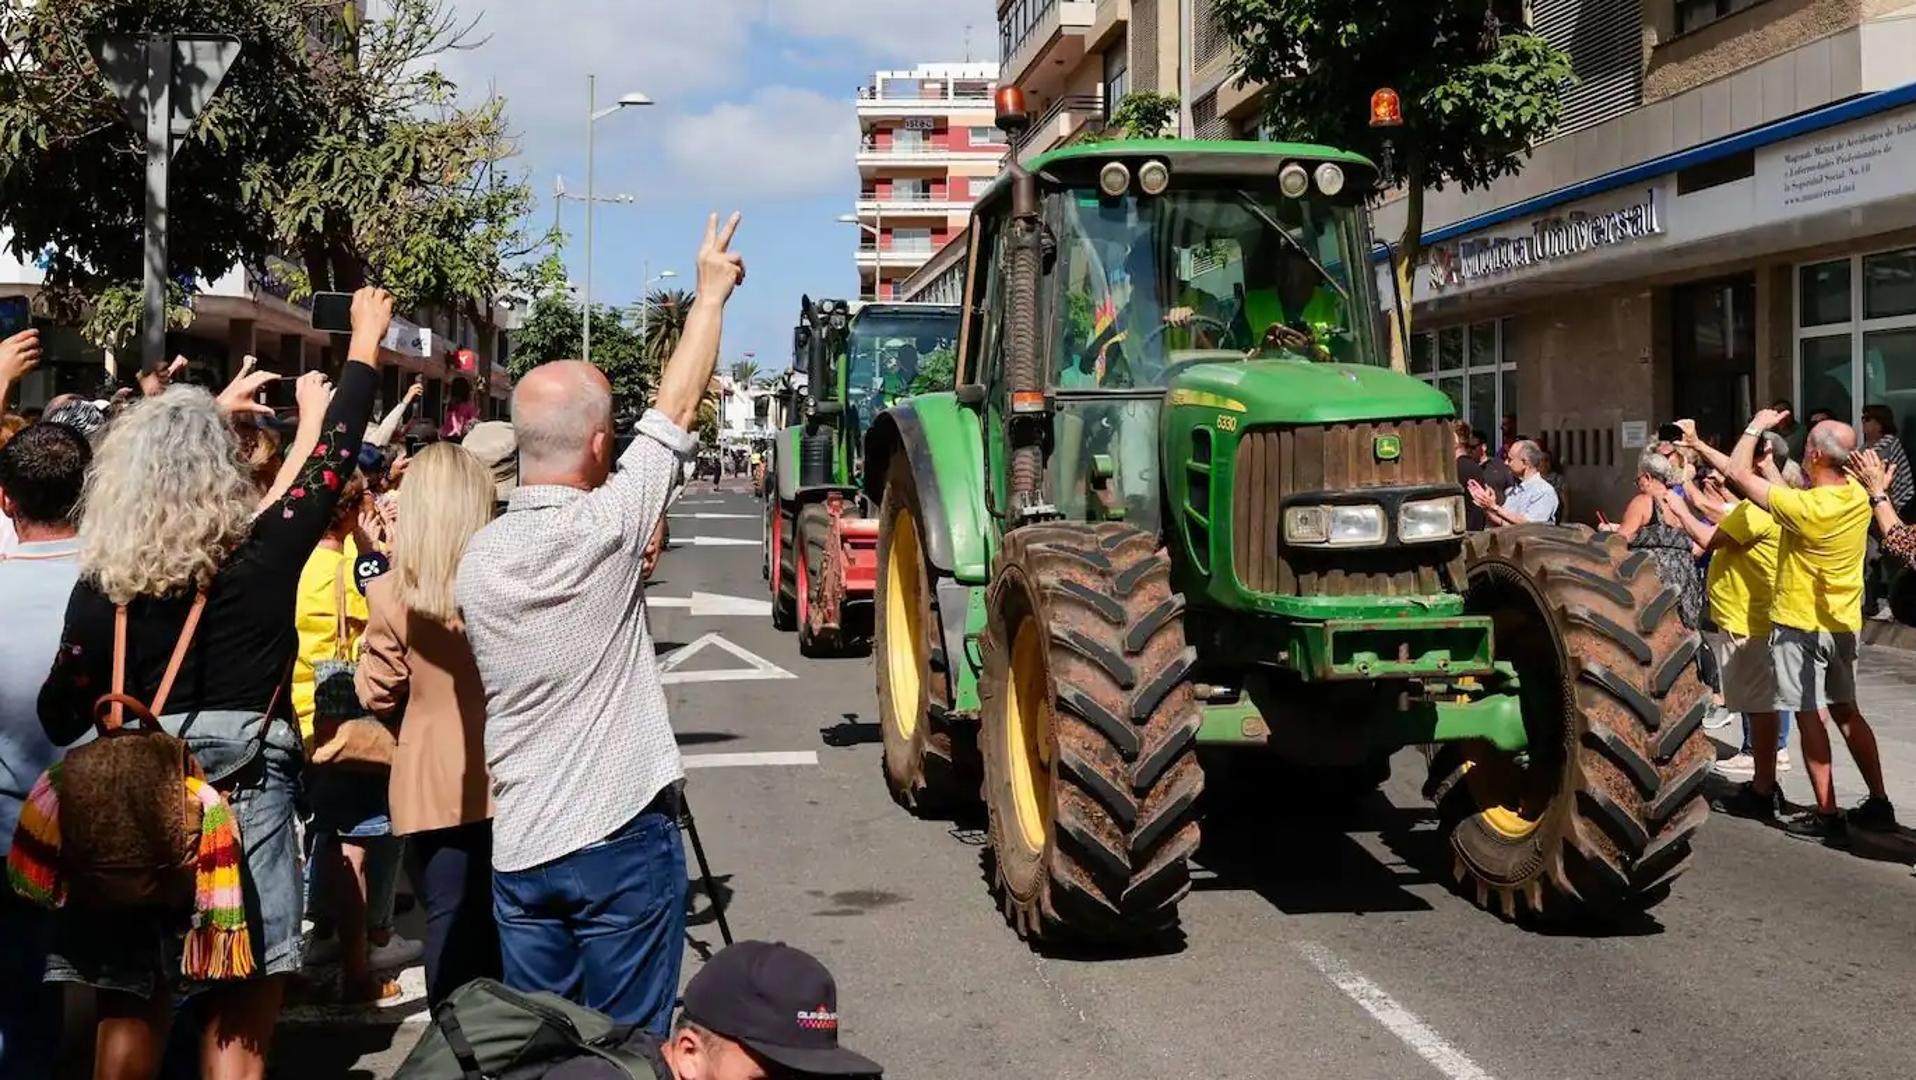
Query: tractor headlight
[[1285, 503, 1386, 547], [1399, 496, 1465, 542]]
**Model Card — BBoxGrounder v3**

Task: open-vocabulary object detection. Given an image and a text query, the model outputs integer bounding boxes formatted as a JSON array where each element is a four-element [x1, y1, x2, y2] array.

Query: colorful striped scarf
[[6, 763, 254, 980]]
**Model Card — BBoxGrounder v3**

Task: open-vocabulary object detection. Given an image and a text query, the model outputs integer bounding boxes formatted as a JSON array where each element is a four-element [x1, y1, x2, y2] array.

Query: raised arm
[[1683, 412, 1779, 511], [1852, 448, 1907, 540], [257, 371, 334, 511], [367, 378, 423, 447], [251, 288, 391, 567], [0, 328, 42, 411], [654, 212, 745, 431], [1660, 488, 1716, 548]]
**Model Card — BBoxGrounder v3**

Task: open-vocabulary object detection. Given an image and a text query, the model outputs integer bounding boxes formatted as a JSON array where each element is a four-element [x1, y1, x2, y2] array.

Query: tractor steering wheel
[[1135, 312, 1239, 356]]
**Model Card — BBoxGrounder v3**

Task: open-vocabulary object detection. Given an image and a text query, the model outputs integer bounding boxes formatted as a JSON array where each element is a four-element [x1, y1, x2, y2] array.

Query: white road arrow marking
[[680, 536, 758, 547], [647, 592, 773, 617], [683, 751, 819, 768], [669, 512, 756, 520], [660, 632, 796, 684]]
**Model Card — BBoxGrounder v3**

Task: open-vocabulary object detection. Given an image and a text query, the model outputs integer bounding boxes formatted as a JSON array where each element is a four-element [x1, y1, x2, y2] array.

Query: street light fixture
[[638, 265, 678, 343], [838, 213, 882, 301], [584, 75, 652, 365]]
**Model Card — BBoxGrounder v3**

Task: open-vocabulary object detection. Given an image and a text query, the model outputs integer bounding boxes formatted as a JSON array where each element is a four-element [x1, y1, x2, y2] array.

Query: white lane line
[[683, 750, 819, 768], [1295, 941, 1498, 1080], [680, 536, 758, 547], [670, 512, 756, 520], [649, 592, 773, 617]]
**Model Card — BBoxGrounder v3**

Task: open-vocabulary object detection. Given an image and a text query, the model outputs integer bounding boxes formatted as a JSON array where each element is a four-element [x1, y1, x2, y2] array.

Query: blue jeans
[[492, 803, 687, 1037], [1741, 710, 1793, 754]]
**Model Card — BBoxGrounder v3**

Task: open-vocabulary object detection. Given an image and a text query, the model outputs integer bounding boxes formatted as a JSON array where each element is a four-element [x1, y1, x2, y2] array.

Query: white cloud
[[660, 86, 858, 200], [767, 1, 987, 61]]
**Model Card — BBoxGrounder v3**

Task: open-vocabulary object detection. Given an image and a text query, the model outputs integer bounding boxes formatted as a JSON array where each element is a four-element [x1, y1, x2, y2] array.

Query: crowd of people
[[0, 213, 885, 1079]]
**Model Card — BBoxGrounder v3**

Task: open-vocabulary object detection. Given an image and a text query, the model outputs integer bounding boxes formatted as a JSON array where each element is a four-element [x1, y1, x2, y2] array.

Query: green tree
[[728, 358, 761, 387], [0, 0, 541, 347], [1107, 90, 1181, 139], [1210, 1, 1571, 367], [640, 287, 694, 365], [506, 292, 652, 416]]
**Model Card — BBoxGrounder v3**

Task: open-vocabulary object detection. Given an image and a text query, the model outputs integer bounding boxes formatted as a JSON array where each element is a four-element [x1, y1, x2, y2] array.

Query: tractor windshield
[[1051, 184, 1381, 390], [844, 309, 960, 446]]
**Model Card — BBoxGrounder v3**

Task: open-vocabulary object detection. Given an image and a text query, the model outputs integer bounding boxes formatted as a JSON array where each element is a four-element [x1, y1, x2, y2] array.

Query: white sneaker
[[1715, 752, 1756, 777], [1703, 707, 1736, 731], [1776, 749, 1792, 772], [366, 932, 424, 973]]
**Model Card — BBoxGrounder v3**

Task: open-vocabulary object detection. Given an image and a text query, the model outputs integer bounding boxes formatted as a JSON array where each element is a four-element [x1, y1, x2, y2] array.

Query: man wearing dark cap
[[662, 941, 882, 1079]]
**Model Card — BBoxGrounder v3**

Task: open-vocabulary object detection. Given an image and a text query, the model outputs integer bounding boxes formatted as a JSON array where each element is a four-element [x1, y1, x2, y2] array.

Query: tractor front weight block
[[1278, 616, 1495, 682]]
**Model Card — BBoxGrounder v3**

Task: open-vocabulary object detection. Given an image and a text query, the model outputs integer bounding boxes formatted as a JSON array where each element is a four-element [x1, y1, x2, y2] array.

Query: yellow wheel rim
[[1461, 756, 1542, 840], [1005, 618, 1053, 854], [883, 510, 925, 743]]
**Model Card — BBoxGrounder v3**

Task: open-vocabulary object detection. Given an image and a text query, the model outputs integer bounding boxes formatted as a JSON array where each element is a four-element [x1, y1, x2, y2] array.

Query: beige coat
[[355, 575, 493, 835]]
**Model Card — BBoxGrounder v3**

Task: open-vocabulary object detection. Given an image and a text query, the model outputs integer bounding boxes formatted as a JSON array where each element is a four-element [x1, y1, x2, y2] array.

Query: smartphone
[[1657, 422, 1683, 443], [0, 294, 30, 338], [311, 291, 354, 333]]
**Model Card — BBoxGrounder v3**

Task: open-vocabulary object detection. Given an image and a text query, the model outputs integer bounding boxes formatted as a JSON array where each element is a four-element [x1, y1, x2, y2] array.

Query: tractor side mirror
[[792, 326, 810, 367]]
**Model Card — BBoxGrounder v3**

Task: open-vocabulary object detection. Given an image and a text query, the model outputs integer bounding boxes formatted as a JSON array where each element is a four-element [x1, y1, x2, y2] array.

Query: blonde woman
[[355, 442, 500, 1004], [37, 289, 391, 1080]]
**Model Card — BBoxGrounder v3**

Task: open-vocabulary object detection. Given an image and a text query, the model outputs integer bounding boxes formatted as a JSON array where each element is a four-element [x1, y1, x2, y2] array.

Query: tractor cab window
[[1052, 183, 1376, 390], [844, 312, 959, 456]]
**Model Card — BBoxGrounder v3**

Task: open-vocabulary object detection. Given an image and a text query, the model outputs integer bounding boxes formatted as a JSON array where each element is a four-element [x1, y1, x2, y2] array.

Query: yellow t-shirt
[[1766, 480, 1870, 634], [292, 538, 368, 738], [1705, 501, 1780, 638]]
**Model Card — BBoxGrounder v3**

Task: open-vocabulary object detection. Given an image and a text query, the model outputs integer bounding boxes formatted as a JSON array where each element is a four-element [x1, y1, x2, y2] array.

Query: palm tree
[[728, 358, 761, 387], [639, 287, 694, 368]]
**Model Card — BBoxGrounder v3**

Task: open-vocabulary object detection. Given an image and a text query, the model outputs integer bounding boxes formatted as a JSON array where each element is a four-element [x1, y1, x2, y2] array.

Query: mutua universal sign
[[1424, 188, 1662, 293]]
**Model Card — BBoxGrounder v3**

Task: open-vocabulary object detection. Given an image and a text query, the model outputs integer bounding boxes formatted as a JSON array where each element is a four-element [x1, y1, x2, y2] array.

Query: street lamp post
[[837, 212, 882, 300], [637, 263, 678, 346], [584, 74, 652, 364]]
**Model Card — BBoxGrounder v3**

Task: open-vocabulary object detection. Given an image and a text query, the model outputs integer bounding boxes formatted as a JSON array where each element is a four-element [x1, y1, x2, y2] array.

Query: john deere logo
[[1374, 435, 1402, 461]]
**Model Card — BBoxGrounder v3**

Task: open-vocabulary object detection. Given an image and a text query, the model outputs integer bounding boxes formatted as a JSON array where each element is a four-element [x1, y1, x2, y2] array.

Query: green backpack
[[395, 979, 669, 1080]]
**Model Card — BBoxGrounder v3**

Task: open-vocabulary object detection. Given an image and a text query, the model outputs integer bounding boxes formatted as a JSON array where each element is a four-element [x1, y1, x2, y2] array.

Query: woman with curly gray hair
[[36, 289, 393, 1079]]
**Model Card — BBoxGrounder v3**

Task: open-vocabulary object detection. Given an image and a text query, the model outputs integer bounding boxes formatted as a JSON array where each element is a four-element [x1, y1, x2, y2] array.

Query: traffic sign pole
[[143, 34, 171, 375]]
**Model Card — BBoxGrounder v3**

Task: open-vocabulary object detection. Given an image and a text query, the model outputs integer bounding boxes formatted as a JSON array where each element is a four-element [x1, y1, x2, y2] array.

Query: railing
[[858, 86, 995, 104], [1013, 91, 1106, 154], [858, 138, 1001, 156]]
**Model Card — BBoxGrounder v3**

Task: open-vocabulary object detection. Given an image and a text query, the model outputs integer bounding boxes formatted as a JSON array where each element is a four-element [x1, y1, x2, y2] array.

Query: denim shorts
[[44, 710, 306, 998], [306, 765, 394, 839]]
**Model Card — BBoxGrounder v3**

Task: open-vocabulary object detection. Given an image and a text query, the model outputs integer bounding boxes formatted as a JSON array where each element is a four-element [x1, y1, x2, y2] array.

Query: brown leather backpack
[[59, 595, 209, 911]]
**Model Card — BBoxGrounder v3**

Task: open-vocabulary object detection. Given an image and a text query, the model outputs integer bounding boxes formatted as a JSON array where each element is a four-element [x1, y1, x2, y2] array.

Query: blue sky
[[438, 0, 994, 375]]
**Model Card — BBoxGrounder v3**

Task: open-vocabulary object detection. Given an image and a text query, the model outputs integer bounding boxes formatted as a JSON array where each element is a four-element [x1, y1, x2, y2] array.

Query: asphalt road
[[278, 482, 1916, 1079]]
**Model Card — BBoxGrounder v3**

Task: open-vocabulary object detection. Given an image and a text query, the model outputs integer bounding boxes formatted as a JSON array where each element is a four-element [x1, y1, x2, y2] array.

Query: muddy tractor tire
[[980, 522, 1203, 943], [1436, 524, 1713, 922], [771, 501, 798, 632], [796, 503, 839, 658], [874, 454, 972, 815]]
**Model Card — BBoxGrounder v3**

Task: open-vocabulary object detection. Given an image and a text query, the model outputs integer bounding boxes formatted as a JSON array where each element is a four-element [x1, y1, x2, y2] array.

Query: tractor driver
[[1166, 237, 1350, 362]]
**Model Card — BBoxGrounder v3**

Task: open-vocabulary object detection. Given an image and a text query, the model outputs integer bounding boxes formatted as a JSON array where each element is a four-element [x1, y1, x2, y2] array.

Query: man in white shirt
[[1469, 439, 1559, 525]]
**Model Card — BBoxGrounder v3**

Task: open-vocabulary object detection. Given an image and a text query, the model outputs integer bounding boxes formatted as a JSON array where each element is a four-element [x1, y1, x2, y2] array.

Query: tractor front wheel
[[1439, 524, 1713, 922], [874, 455, 970, 814], [980, 522, 1203, 943], [796, 504, 838, 657]]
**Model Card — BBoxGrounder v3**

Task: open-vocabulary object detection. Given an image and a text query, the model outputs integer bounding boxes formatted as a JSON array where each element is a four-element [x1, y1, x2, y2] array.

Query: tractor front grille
[[1231, 418, 1466, 597]]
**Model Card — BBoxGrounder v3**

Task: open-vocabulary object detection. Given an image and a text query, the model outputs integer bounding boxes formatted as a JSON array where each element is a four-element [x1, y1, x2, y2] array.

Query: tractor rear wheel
[[796, 503, 838, 657], [1438, 524, 1713, 922], [771, 501, 797, 632], [980, 522, 1203, 943], [874, 455, 970, 814]]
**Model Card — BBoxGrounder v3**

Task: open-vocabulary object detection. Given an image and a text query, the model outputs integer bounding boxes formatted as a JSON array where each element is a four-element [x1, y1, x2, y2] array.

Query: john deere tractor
[[862, 112, 1713, 942], [765, 296, 959, 654]]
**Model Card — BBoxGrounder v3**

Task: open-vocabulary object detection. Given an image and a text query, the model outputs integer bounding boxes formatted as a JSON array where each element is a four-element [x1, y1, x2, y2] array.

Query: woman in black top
[[38, 289, 393, 1080]]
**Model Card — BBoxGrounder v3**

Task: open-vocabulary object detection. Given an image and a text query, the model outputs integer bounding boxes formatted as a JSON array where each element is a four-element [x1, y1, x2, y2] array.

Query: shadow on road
[[270, 1024, 411, 1079], [1703, 772, 1916, 865], [677, 730, 742, 746], [820, 713, 882, 748]]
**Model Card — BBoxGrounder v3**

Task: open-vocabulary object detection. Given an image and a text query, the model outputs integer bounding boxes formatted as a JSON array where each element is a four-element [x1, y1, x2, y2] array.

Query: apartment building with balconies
[[854, 62, 1005, 300]]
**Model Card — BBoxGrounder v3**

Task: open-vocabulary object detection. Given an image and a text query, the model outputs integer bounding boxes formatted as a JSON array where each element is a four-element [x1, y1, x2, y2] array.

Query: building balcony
[[855, 243, 937, 269], [999, 0, 1096, 97], [857, 138, 1005, 166], [855, 193, 975, 216], [1013, 90, 1106, 163], [856, 84, 997, 116]]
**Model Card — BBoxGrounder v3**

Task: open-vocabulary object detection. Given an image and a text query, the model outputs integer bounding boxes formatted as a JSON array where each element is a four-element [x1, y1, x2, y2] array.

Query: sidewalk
[[1707, 644, 1916, 863]]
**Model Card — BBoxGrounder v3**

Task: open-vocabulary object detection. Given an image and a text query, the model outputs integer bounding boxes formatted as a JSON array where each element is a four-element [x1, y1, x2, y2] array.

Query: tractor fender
[[863, 394, 989, 583], [773, 425, 802, 504]]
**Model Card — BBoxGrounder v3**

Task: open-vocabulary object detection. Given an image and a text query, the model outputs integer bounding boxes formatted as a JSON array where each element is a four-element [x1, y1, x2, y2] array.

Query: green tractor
[[765, 297, 959, 654], [861, 123, 1713, 941]]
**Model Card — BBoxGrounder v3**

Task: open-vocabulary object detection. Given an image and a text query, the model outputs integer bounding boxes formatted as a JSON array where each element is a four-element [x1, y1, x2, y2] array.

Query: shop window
[[1795, 246, 1916, 433], [1799, 260, 1850, 327], [1412, 319, 1517, 438]]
